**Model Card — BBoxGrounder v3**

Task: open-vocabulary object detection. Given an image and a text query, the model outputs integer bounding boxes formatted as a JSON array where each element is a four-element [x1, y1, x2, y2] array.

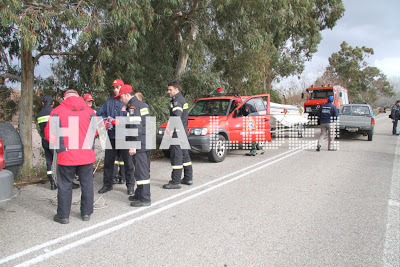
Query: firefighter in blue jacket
[[97, 79, 134, 195], [316, 95, 339, 151], [163, 81, 193, 189], [115, 84, 151, 207]]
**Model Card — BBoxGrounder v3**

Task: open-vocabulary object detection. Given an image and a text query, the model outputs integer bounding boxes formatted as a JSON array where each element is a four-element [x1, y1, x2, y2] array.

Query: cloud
[[375, 58, 400, 77]]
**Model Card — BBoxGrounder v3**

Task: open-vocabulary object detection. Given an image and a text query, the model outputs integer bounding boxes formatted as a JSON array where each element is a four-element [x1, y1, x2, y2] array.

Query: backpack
[[390, 105, 399, 119]]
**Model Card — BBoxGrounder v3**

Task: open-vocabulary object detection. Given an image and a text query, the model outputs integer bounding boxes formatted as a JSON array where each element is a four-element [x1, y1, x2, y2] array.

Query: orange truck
[[303, 84, 349, 119]]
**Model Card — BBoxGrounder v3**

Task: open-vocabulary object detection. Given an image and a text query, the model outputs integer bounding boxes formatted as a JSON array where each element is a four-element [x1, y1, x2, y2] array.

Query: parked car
[[378, 107, 386, 113], [0, 123, 24, 206], [338, 104, 375, 141]]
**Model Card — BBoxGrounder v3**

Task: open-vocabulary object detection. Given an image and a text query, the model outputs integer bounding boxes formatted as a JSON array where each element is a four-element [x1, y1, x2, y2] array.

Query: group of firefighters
[[37, 80, 192, 224]]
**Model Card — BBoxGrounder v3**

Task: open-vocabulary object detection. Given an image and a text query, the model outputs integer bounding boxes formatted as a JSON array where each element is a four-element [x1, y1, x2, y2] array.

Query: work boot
[[112, 176, 119, 184], [98, 185, 113, 194], [181, 179, 193, 185], [246, 150, 257, 156], [81, 215, 91, 221], [130, 199, 151, 207], [128, 195, 138, 201], [53, 214, 69, 224], [316, 145, 321, 152], [119, 178, 126, 184], [163, 182, 181, 189]]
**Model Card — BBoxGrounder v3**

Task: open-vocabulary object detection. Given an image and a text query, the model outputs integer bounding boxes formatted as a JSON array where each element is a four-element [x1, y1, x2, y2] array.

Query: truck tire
[[0, 123, 24, 178], [162, 149, 170, 158], [208, 134, 227, 163], [367, 130, 373, 141]]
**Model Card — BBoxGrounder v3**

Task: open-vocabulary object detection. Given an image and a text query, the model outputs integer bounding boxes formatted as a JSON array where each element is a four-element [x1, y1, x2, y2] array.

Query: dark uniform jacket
[[318, 102, 339, 124], [126, 96, 150, 152], [37, 105, 53, 149], [390, 104, 400, 120], [170, 92, 189, 135], [96, 96, 127, 139]]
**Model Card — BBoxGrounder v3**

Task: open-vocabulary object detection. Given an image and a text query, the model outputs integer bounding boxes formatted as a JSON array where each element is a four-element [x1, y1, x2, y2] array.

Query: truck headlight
[[190, 128, 208, 136], [158, 128, 165, 135], [306, 107, 312, 112]]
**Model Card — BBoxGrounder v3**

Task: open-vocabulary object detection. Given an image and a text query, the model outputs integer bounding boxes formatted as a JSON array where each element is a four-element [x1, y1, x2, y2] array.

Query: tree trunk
[[174, 47, 189, 81], [174, 24, 198, 80], [173, 3, 199, 81], [19, 44, 34, 168]]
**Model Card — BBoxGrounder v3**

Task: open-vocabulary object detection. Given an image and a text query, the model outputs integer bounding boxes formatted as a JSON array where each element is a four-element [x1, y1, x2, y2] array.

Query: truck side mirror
[[301, 93, 304, 99]]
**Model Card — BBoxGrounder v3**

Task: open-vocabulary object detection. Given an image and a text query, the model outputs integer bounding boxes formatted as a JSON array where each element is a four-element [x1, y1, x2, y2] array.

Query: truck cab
[[303, 84, 349, 119]]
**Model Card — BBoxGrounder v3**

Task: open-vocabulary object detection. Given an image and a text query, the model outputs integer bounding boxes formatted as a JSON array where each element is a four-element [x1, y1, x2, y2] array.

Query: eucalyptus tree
[[326, 41, 393, 103], [0, 0, 153, 167], [51, 1, 346, 128]]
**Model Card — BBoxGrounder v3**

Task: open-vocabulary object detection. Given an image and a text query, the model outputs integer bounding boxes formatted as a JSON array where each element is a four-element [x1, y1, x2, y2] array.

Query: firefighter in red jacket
[[45, 89, 97, 224]]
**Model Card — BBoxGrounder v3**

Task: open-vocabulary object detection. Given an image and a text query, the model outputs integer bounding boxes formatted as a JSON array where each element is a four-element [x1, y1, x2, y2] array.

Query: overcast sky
[[303, 0, 400, 78]]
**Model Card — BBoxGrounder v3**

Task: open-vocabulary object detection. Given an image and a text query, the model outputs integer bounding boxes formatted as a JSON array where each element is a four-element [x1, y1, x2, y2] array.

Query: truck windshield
[[341, 106, 370, 115], [189, 99, 232, 116], [309, 89, 334, 99]]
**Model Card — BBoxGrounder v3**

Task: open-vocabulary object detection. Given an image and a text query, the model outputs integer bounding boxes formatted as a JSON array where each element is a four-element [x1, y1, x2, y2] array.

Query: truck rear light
[[371, 117, 375, 126], [0, 139, 4, 170]]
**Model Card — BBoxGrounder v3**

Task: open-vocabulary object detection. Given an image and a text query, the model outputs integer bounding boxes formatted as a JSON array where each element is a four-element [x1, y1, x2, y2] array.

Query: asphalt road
[[0, 113, 399, 266]]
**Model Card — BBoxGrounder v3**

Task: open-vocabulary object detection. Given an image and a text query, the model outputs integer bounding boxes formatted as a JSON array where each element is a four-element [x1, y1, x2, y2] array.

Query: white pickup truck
[[338, 104, 375, 141]]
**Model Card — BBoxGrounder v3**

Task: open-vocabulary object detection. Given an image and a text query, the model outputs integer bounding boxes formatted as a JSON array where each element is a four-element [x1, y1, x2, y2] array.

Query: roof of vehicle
[[194, 94, 268, 101], [342, 104, 372, 107]]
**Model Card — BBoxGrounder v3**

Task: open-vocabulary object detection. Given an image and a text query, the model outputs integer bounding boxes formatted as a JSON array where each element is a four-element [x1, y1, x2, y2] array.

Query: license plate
[[346, 127, 358, 132]]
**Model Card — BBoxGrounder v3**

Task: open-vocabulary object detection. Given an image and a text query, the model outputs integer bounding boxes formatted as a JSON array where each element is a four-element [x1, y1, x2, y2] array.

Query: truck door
[[228, 94, 271, 145]]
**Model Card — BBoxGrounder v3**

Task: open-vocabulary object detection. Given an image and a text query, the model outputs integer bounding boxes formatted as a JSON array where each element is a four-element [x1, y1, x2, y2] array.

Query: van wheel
[[367, 130, 373, 141], [208, 135, 227, 163], [0, 123, 24, 178]]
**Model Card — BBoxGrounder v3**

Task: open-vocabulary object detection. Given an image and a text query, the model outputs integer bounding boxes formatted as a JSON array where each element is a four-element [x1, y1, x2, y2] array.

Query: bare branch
[[34, 49, 83, 63], [0, 43, 12, 71], [1, 72, 22, 82], [40, 51, 83, 56]]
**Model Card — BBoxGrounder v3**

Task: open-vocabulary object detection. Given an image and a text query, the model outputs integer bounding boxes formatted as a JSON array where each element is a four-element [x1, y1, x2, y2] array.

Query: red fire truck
[[303, 84, 349, 119]]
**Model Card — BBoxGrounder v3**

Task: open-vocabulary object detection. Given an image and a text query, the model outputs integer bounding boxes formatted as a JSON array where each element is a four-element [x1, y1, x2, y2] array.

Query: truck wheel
[[367, 130, 373, 141], [208, 134, 227, 163], [162, 149, 170, 158], [0, 123, 24, 178]]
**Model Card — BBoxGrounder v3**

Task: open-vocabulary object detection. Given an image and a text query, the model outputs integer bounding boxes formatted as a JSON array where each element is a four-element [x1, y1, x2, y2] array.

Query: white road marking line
[[0, 141, 315, 265], [383, 134, 400, 267], [15, 142, 311, 267]]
